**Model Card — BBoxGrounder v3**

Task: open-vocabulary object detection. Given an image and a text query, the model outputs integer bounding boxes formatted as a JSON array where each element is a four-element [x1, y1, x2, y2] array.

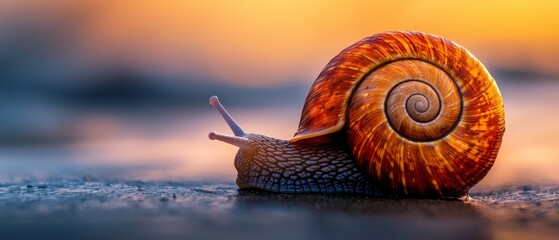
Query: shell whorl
[[292, 31, 505, 198], [373, 60, 462, 141]]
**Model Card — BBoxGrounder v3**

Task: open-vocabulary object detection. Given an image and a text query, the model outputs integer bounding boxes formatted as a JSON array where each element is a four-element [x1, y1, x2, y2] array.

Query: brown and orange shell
[[291, 31, 505, 198]]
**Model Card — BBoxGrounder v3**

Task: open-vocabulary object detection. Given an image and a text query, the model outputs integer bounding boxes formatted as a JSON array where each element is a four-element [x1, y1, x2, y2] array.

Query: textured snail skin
[[234, 134, 379, 195], [209, 31, 505, 199]]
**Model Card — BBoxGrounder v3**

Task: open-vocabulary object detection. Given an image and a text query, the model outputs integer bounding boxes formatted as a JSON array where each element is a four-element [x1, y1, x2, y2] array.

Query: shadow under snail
[[208, 31, 505, 199]]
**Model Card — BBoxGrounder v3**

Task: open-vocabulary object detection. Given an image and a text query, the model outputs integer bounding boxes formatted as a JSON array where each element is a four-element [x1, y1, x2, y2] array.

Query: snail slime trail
[[208, 31, 505, 199]]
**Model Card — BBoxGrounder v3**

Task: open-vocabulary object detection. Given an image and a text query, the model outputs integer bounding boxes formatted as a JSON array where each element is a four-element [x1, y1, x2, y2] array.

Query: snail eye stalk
[[208, 96, 250, 148], [209, 96, 246, 137]]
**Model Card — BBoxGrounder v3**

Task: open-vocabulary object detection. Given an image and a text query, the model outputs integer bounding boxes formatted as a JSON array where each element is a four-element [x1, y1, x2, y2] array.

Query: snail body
[[209, 31, 505, 198]]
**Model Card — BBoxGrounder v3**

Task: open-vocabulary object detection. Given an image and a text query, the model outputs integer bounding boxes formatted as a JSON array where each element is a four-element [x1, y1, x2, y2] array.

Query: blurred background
[[0, 0, 558, 188]]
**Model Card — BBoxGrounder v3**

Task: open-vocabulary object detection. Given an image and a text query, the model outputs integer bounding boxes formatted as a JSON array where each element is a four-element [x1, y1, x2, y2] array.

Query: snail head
[[207, 96, 376, 194], [208, 96, 275, 188]]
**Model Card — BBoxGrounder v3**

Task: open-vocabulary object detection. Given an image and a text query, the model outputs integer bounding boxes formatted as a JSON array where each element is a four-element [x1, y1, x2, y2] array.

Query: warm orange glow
[[1, 0, 558, 86]]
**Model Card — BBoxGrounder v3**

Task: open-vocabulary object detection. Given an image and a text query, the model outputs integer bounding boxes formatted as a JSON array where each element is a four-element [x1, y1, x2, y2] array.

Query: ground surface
[[0, 180, 557, 240]]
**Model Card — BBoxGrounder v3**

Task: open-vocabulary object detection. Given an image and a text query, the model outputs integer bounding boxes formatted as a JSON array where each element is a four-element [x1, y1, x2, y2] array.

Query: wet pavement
[[0, 180, 557, 240]]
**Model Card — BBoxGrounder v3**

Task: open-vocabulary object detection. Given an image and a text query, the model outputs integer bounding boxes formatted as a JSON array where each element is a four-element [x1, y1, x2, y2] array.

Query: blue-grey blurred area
[[0, 6, 307, 146], [0, 68, 307, 145], [0, 2, 313, 183]]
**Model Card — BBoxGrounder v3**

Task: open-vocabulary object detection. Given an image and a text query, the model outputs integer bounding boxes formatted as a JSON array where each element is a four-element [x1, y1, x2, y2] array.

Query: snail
[[208, 31, 505, 199]]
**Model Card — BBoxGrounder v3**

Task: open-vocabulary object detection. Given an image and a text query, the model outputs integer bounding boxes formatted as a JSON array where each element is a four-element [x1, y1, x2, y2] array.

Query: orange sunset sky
[[0, 0, 558, 86]]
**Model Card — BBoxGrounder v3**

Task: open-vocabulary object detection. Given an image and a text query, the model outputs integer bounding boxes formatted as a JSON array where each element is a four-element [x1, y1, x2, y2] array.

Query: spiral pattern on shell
[[379, 60, 461, 141], [291, 31, 505, 198]]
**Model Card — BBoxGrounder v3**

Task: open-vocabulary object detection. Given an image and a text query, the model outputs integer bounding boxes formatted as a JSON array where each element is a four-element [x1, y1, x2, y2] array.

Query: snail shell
[[291, 31, 505, 197]]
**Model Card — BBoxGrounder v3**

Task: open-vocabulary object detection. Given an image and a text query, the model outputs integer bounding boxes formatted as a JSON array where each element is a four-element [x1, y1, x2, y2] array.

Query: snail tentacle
[[209, 96, 246, 137], [208, 96, 251, 148], [209, 132, 250, 149]]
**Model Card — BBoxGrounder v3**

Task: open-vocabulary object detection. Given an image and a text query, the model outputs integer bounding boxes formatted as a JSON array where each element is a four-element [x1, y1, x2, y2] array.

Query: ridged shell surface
[[292, 31, 505, 197]]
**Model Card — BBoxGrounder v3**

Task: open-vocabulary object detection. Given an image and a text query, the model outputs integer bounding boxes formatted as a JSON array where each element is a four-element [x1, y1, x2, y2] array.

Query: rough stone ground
[[0, 180, 557, 240]]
